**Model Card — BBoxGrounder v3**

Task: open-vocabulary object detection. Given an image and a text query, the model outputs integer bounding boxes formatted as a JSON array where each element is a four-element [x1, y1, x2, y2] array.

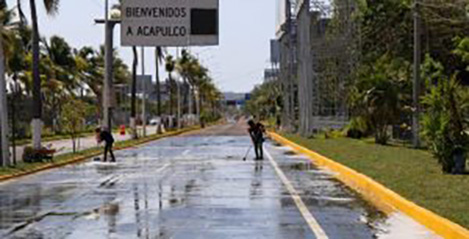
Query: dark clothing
[[254, 141, 263, 160], [248, 123, 265, 160], [100, 131, 115, 162], [100, 131, 114, 144], [104, 142, 116, 162]]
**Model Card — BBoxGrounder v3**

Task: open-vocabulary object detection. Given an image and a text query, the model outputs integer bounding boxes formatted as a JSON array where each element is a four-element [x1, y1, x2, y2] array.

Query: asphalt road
[[0, 122, 440, 238]]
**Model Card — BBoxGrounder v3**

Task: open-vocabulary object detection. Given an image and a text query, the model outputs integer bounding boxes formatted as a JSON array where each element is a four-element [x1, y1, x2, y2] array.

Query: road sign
[[121, 0, 219, 47]]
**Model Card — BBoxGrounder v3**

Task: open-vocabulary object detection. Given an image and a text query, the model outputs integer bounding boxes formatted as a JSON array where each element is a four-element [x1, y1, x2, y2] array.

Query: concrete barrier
[[268, 131, 469, 239]]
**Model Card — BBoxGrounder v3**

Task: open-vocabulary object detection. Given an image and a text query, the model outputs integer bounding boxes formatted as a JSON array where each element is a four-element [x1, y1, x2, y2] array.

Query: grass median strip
[[0, 126, 201, 182], [281, 133, 469, 230]]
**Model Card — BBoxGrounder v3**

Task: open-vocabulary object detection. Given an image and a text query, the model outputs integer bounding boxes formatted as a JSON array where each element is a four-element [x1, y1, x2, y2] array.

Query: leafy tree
[[60, 98, 88, 153], [454, 36, 469, 72], [246, 80, 282, 123], [349, 54, 410, 144]]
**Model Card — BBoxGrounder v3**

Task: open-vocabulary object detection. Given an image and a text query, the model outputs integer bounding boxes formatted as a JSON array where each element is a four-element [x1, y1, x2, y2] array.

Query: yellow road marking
[[265, 149, 329, 239]]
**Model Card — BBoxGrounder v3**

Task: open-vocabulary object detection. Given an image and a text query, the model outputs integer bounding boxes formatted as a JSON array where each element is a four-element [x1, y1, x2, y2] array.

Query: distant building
[[222, 92, 249, 110]]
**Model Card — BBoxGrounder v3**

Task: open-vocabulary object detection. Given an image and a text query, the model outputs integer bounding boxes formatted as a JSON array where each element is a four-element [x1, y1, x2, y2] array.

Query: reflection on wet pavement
[[0, 134, 440, 239]]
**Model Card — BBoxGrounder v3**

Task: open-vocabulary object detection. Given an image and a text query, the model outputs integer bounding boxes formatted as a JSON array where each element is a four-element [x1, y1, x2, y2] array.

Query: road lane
[[0, 123, 441, 238]]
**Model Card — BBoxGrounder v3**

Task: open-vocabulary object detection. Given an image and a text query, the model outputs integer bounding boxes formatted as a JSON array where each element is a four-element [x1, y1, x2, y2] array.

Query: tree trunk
[[168, 75, 173, 116], [130, 46, 138, 139], [155, 49, 164, 133], [17, 0, 26, 25], [30, 0, 42, 149], [72, 137, 76, 153], [155, 48, 161, 117]]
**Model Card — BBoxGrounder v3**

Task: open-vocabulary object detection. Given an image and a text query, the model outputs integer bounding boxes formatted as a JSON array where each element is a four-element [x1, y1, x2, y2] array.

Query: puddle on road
[[288, 162, 315, 171], [283, 150, 297, 156]]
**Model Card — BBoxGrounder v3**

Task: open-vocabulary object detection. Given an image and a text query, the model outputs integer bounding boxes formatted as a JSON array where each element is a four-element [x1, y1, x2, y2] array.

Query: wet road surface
[[12, 126, 158, 163], [0, 123, 440, 238]]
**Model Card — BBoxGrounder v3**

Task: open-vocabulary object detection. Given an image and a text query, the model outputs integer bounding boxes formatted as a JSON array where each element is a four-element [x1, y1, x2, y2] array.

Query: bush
[[345, 117, 369, 139], [421, 76, 468, 173]]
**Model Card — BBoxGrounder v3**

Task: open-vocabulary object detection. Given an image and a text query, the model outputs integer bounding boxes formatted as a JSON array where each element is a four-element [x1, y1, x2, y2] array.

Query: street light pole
[[102, 0, 114, 131], [0, 20, 10, 166], [141, 46, 147, 137]]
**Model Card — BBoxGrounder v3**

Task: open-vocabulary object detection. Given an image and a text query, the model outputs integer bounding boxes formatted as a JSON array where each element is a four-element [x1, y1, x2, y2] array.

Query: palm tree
[[177, 50, 191, 116], [76, 46, 104, 117], [155, 47, 165, 133], [165, 55, 176, 125], [30, 0, 61, 149]]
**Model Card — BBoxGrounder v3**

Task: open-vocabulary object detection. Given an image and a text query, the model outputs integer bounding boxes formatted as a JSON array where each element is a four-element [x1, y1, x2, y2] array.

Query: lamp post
[[0, 20, 10, 166], [141, 47, 147, 137], [94, 16, 120, 131]]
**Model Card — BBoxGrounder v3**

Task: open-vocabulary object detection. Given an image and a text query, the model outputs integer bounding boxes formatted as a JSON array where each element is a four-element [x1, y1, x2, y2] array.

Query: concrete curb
[[0, 127, 201, 183], [268, 131, 469, 239]]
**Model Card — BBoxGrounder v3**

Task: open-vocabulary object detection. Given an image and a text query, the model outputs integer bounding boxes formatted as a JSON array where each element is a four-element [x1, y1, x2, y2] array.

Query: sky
[[7, 0, 277, 93]]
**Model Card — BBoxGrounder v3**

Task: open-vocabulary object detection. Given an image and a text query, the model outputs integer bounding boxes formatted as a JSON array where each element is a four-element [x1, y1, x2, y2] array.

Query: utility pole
[[141, 46, 147, 137], [95, 2, 120, 133], [103, 0, 112, 131], [0, 20, 10, 166], [413, 0, 421, 148]]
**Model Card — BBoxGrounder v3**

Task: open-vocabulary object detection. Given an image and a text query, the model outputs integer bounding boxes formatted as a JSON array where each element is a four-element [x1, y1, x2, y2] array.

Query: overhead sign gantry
[[121, 0, 219, 47]]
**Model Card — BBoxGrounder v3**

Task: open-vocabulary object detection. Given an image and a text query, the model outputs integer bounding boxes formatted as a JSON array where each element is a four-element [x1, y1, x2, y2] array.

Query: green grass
[[0, 146, 102, 177], [283, 133, 469, 229]]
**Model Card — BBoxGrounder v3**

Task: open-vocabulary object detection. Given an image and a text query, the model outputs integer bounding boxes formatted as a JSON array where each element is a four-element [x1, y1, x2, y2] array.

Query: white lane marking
[[265, 149, 329, 239], [155, 163, 171, 174], [182, 149, 191, 156]]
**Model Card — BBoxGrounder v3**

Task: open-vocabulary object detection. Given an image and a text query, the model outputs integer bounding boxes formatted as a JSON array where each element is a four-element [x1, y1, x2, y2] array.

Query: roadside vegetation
[[0, 1, 223, 167], [248, 0, 469, 174], [245, 0, 469, 229]]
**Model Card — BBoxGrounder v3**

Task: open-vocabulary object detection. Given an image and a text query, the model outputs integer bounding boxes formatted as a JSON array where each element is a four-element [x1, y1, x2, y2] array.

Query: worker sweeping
[[95, 127, 116, 162], [247, 120, 265, 160]]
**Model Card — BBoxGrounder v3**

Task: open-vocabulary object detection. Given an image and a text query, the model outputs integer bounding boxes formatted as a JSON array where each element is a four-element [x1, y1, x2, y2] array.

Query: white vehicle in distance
[[149, 117, 161, 126]]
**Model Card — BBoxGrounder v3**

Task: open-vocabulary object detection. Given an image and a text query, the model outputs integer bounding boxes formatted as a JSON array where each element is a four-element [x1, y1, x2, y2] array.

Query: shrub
[[421, 76, 468, 173]]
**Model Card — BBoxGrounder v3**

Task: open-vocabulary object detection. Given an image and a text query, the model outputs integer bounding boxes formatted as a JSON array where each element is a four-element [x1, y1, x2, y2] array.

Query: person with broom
[[247, 120, 265, 160], [95, 127, 116, 162]]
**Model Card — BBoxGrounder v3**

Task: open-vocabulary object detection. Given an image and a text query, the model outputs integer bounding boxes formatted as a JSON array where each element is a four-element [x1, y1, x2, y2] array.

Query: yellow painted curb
[[0, 126, 202, 183], [268, 131, 469, 239]]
